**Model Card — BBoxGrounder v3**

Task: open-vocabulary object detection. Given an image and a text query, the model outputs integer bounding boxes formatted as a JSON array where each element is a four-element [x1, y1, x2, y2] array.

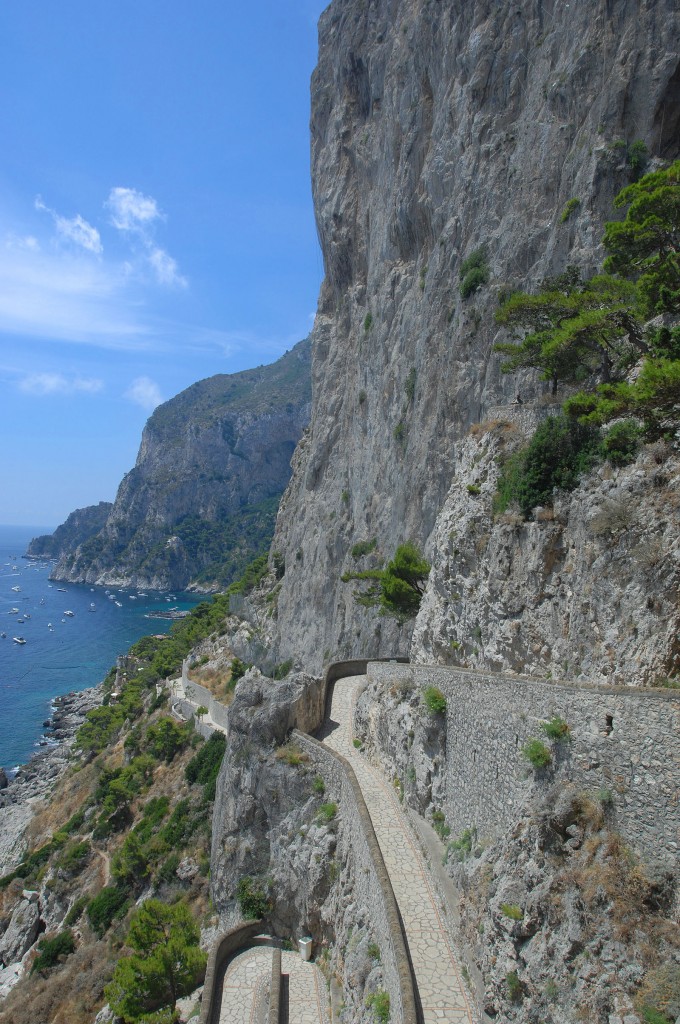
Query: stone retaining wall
[[294, 730, 418, 1024], [182, 664, 231, 731], [366, 662, 680, 865]]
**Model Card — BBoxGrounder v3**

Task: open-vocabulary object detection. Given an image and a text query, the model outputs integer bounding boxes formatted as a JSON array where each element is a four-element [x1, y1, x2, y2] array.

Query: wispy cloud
[[35, 196, 102, 255], [0, 235, 150, 348], [106, 187, 186, 288], [18, 372, 104, 396], [124, 376, 163, 411], [148, 246, 187, 288], [106, 187, 161, 233]]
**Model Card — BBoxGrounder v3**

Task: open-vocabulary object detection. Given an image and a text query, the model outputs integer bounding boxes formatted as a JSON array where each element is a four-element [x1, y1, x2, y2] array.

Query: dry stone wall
[[363, 662, 679, 867]]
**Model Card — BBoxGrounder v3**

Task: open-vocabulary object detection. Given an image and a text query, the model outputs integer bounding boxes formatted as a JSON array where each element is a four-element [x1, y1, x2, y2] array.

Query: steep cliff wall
[[25, 503, 112, 561], [49, 339, 311, 591], [268, 0, 680, 673]]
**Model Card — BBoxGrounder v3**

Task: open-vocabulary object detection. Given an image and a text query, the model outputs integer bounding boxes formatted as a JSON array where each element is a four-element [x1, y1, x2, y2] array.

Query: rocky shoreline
[[0, 686, 102, 876]]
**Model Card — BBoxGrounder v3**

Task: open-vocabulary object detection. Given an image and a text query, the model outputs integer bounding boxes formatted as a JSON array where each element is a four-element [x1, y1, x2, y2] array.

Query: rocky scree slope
[[263, 0, 680, 673], [45, 339, 311, 592]]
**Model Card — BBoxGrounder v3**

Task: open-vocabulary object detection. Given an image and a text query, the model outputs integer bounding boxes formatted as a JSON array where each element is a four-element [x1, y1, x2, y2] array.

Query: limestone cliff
[[265, 0, 680, 674], [46, 339, 311, 592], [25, 503, 112, 561]]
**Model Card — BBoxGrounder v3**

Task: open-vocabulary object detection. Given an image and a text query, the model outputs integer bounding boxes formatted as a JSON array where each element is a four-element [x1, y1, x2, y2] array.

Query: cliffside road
[[218, 944, 329, 1024], [324, 677, 474, 1024]]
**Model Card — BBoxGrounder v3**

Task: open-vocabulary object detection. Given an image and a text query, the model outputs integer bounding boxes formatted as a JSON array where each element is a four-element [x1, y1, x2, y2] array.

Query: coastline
[[0, 685, 102, 876]]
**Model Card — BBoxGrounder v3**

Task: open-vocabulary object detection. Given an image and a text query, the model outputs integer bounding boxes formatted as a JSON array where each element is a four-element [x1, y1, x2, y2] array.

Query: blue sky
[[0, 1, 328, 527]]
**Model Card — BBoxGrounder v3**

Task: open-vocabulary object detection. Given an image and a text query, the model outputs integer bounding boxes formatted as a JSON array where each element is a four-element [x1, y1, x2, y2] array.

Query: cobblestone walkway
[[323, 676, 474, 1024], [218, 944, 330, 1024]]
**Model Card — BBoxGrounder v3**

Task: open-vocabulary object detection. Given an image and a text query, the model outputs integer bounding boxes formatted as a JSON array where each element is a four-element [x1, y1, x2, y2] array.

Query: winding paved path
[[218, 944, 330, 1024], [323, 676, 474, 1024]]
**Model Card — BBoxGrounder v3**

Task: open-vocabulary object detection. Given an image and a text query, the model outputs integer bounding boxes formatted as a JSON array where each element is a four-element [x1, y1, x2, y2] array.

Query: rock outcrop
[[263, 0, 680, 674], [25, 503, 112, 562], [43, 339, 311, 592]]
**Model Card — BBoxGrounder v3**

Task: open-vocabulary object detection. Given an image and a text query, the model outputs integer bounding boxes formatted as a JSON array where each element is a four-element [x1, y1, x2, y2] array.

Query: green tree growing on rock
[[603, 159, 680, 314], [495, 272, 645, 395], [105, 899, 206, 1022], [342, 542, 430, 619]]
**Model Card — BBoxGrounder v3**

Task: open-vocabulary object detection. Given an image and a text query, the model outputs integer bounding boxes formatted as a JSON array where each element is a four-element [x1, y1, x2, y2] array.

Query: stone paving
[[324, 676, 475, 1024], [218, 943, 330, 1024]]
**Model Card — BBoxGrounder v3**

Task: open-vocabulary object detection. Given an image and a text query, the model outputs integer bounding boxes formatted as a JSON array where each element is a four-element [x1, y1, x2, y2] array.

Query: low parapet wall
[[199, 920, 264, 1024], [294, 730, 419, 1024], [182, 663, 231, 731], [366, 662, 680, 865]]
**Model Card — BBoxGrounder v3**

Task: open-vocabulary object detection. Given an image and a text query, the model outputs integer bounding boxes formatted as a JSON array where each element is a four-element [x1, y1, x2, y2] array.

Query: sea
[[0, 524, 202, 771]]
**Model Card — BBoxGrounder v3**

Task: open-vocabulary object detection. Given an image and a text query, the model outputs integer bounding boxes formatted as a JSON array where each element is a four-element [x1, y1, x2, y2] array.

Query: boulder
[[0, 898, 40, 966]]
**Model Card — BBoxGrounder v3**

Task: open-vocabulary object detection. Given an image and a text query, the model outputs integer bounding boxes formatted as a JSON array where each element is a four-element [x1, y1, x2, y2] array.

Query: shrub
[[64, 895, 89, 926], [560, 197, 581, 223], [317, 802, 338, 823], [445, 828, 476, 864], [506, 970, 524, 1003], [500, 903, 524, 920], [494, 414, 601, 518], [31, 930, 76, 974], [351, 538, 377, 559], [364, 312, 373, 333], [87, 886, 130, 937], [236, 876, 271, 920], [230, 657, 250, 686], [635, 964, 680, 1024], [353, 738, 362, 749], [432, 810, 450, 840], [628, 139, 649, 179], [366, 989, 390, 1022], [423, 686, 447, 715], [601, 419, 643, 466], [145, 718, 191, 762], [312, 775, 325, 795], [342, 542, 430, 620], [466, 483, 481, 495], [272, 659, 293, 680], [275, 742, 309, 766], [185, 732, 226, 801], [460, 246, 490, 299], [59, 840, 90, 873], [367, 942, 381, 961], [541, 716, 571, 740], [522, 739, 552, 769]]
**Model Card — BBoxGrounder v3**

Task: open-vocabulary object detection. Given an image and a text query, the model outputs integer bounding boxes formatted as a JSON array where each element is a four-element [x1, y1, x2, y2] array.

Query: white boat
[[11, 586, 20, 592], [12, 636, 26, 644], [89, 602, 96, 612], [9, 608, 19, 614], [114, 601, 122, 607], [64, 610, 75, 617], [57, 588, 67, 592], [0, 632, 5, 638], [40, 598, 45, 605]]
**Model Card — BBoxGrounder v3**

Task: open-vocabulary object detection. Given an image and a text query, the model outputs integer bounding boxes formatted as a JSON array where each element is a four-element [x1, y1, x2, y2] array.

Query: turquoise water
[[0, 525, 201, 770]]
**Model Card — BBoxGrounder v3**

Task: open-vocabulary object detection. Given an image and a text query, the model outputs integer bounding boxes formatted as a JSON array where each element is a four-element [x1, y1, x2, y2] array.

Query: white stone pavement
[[324, 676, 475, 1024], [218, 944, 330, 1024]]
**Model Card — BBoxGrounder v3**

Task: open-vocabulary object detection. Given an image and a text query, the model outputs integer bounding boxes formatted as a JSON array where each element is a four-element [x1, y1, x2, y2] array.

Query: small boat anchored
[[64, 610, 75, 617], [12, 636, 26, 645]]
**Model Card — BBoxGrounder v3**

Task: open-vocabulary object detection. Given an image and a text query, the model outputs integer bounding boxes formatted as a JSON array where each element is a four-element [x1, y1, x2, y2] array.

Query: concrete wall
[[295, 731, 418, 1024], [366, 663, 680, 866], [198, 921, 264, 1024]]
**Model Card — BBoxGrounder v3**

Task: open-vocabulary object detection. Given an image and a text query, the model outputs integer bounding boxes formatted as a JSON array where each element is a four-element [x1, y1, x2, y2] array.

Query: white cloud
[[124, 376, 163, 411], [0, 238, 149, 348], [148, 246, 187, 288], [35, 196, 102, 254], [19, 372, 104, 396], [106, 187, 162, 233], [106, 187, 186, 289]]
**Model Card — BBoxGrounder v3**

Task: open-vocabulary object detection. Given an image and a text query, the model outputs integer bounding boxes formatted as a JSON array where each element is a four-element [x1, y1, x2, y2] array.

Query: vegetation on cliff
[[494, 161, 680, 518]]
